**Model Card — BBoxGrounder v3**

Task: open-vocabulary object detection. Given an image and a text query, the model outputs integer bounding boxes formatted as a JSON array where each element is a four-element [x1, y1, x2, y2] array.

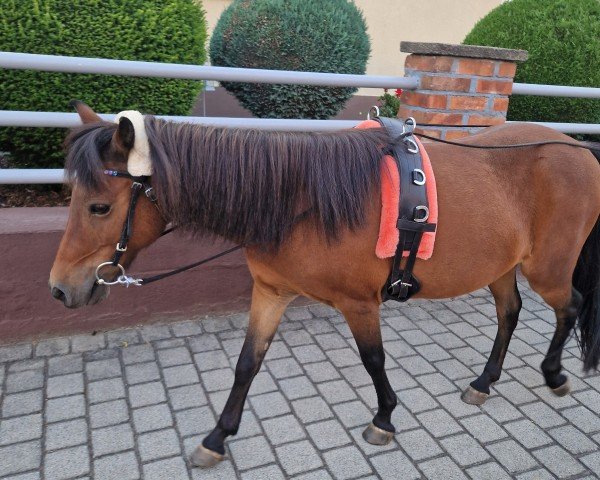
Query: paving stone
[[1, 390, 43, 417], [171, 321, 203, 337], [260, 415, 306, 446], [142, 456, 189, 480], [44, 445, 89, 480], [417, 372, 458, 396], [71, 333, 106, 352], [306, 419, 352, 450], [175, 406, 214, 437], [168, 383, 207, 410], [201, 367, 234, 392], [397, 429, 443, 461], [459, 415, 507, 443], [48, 354, 83, 376], [1, 472, 41, 480], [105, 328, 141, 348], [271, 440, 323, 476], [0, 343, 32, 362], [0, 414, 42, 445], [121, 344, 155, 364], [533, 445, 586, 477], [241, 464, 286, 480], [35, 337, 70, 357], [417, 408, 462, 438], [333, 400, 373, 429], [133, 403, 173, 433], [481, 396, 523, 423], [46, 418, 87, 450], [125, 361, 161, 385], [418, 456, 469, 480], [494, 380, 537, 404], [84, 347, 120, 361], [249, 391, 291, 419], [316, 379, 357, 404], [46, 372, 83, 398], [486, 439, 539, 473], [322, 445, 371, 480], [85, 358, 122, 381], [547, 424, 597, 454], [247, 371, 277, 396], [520, 401, 566, 428], [229, 435, 275, 470], [90, 399, 129, 429], [264, 341, 291, 360], [561, 405, 600, 433], [385, 339, 417, 358], [581, 452, 600, 476], [267, 356, 303, 379], [6, 369, 44, 393], [138, 428, 181, 461], [400, 355, 437, 375], [440, 433, 490, 466], [467, 462, 512, 480], [88, 377, 126, 404], [94, 451, 139, 480], [163, 363, 200, 388], [282, 328, 314, 346], [339, 364, 371, 387], [46, 394, 86, 422], [193, 350, 229, 371], [278, 375, 318, 401], [574, 389, 600, 415], [398, 387, 439, 413], [126, 381, 166, 408], [91, 423, 134, 457], [434, 359, 474, 380], [0, 441, 41, 478], [292, 396, 333, 423]]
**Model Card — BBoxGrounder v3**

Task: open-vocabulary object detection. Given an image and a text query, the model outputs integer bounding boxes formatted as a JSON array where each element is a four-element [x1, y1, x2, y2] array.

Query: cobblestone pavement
[[1, 279, 600, 480]]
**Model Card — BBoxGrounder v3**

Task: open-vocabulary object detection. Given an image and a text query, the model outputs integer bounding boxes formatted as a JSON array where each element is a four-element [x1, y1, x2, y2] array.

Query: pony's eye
[[89, 204, 111, 216]]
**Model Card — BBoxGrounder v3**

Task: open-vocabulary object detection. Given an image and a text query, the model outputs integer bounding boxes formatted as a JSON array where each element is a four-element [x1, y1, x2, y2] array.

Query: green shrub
[[0, 0, 207, 168], [464, 0, 600, 125], [209, 0, 370, 119]]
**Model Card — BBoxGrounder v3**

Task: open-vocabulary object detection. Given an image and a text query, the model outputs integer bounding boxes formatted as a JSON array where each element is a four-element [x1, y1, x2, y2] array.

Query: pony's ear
[[70, 100, 102, 124], [114, 116, 135, 151]]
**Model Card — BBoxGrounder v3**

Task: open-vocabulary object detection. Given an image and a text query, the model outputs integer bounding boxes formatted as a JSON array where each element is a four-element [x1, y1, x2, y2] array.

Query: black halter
[[94, 169, 241, 287]]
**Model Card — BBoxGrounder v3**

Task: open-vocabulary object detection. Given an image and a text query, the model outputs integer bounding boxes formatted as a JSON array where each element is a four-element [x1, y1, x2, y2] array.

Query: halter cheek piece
[[94, 111, 241, 288]]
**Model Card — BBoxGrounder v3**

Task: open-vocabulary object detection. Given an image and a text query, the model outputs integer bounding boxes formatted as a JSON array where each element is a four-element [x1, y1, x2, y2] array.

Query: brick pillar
[[399, 42, 528, 139]]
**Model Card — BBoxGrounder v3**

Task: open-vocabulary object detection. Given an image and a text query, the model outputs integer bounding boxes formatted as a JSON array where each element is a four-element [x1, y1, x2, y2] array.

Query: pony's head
[[49, 102, 166, 308]]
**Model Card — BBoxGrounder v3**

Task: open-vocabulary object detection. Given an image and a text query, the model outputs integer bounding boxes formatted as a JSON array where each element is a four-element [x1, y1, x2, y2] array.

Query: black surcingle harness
[[374, 116, 437, 303]]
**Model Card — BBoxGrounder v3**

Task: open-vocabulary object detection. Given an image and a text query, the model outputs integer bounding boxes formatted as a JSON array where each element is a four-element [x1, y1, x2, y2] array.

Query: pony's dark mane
[[65, 117, 389, 248]]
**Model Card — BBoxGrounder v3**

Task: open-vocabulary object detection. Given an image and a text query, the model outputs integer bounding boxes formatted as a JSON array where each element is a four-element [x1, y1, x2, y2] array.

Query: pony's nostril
[[51, 287, 66, 302]]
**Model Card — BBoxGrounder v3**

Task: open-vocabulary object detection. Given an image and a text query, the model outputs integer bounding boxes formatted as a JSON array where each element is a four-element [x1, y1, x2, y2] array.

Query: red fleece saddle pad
[[356, 120, 438, 260]]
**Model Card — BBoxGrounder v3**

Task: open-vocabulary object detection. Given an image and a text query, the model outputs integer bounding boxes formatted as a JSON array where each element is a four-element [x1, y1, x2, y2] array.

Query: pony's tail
[[574, 215, 600, 372]]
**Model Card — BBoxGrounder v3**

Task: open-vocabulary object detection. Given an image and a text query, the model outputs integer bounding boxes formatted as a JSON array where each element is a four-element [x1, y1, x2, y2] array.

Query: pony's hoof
[[461, 386, 489, 405], [362, 422, 394, 446], [550, 377, 571, 397], [189, 444, 224, 468]]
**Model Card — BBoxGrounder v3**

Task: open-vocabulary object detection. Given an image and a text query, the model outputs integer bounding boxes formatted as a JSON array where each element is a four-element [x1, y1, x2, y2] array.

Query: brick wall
[[398, 42, 528, 139]]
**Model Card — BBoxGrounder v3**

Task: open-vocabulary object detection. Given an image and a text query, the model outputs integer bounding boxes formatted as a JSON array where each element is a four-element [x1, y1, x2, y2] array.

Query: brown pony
[[50, 102, 600, 467]]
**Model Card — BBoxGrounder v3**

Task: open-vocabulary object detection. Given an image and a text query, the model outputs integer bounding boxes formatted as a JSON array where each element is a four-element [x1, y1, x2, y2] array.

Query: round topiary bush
[[464, 0, 600, 125], [0, 0, 207, 168], [209, 0, 370, 119]]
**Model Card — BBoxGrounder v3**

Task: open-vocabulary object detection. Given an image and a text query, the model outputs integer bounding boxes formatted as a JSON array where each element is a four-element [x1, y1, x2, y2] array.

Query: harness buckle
[[145, 186, 157, 202], [390, 278, 412, 288], [413, 206, 430, 223], [412, 168, 426, 186]]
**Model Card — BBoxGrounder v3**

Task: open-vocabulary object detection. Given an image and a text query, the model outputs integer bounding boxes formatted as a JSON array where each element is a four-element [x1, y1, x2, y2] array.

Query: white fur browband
[[114, 110, 153, 177]]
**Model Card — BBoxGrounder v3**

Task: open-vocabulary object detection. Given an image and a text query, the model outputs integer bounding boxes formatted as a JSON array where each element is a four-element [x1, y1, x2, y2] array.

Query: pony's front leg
[[190, 282, 294, 468], [340, 300, 398, 445]]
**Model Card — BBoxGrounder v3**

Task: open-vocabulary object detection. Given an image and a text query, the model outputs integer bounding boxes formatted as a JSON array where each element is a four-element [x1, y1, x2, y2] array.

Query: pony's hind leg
[[462, 268, 521, 405], [540, 287, 581, 396], [339, 300, 398, 445], [190, 282, 295, 468]]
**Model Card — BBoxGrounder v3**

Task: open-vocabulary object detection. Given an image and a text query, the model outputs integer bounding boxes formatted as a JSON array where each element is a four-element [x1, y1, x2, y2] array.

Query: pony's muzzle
[[49, 279, 109, 308]]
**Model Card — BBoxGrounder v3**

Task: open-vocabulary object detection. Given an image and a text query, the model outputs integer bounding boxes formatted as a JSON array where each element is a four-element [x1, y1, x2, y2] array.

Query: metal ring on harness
[[95, 262, 126, 286], [367, 105, 380, 120], [413, 206, 430, 223], [412, 169, 426, 186]]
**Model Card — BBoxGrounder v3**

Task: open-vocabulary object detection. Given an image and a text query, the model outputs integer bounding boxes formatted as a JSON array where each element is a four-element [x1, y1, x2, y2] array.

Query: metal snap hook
[[95, 262, 125, 285], [367, 105, 380, 120]]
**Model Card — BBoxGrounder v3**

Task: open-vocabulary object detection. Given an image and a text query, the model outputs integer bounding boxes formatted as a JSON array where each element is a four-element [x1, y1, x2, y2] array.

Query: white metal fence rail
[[1, 52, 599, 184]]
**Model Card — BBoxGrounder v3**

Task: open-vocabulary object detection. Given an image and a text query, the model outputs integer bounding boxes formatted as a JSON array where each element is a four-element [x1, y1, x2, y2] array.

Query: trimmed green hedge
[[209, 0, 370, 119], [0, 0, 207, 168], [464, 0, 600, 125]]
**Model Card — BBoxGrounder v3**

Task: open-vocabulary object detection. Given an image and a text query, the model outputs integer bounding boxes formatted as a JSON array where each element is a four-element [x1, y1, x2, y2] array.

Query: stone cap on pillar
[[401, 41, 528, 62]]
